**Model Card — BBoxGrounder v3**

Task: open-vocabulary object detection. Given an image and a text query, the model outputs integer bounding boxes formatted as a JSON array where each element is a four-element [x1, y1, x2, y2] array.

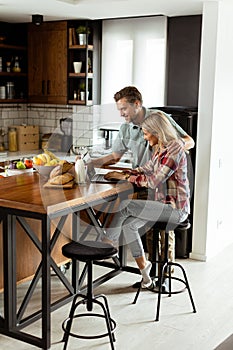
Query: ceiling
[[0, 0, 206, 24]]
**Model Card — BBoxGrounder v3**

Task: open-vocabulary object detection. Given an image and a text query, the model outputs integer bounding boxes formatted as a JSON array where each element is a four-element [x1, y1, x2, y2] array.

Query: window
[[101, 16, 167, 107]]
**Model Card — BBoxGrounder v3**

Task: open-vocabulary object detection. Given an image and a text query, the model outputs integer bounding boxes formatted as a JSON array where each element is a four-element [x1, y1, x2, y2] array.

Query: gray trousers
[[105, 199, 187, 259]]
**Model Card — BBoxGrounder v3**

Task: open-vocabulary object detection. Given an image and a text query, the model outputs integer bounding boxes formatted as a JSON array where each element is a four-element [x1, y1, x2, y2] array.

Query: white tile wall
[[0, 103, 97, 150]]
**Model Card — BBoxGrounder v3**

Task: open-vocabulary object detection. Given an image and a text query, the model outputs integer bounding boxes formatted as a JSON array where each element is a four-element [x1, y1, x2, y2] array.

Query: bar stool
[[61, 240, 118, 350], [133, 219, 197, 321]]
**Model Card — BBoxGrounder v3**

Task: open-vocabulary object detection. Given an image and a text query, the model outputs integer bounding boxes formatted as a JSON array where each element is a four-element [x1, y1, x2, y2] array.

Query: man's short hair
[[114, 86, 143, 104]]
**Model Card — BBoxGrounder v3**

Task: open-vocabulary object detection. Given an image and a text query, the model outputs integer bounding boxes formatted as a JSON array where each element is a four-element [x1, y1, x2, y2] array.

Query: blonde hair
[[141, 111, 179, 146]]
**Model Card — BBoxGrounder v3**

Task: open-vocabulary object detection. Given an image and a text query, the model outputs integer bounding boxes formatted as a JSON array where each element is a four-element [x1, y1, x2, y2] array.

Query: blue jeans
[[105, 199, 187, 258]]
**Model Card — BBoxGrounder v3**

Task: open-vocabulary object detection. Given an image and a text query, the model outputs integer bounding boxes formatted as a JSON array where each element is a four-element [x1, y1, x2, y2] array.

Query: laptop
[[86, 163, 124, 184], [82, 150, 127, 184]]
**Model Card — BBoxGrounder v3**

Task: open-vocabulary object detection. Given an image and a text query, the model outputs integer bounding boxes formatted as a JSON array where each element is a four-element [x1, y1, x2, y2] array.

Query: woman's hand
[[129, 168, 142, 175], [104, 171, 129, 181]]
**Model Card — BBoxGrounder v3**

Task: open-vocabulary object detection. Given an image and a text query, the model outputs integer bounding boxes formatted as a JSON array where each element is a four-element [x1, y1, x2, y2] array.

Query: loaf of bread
[[59, 160, 74, 173], [48, 172, 74, 185], [50, 161, 73, 179]]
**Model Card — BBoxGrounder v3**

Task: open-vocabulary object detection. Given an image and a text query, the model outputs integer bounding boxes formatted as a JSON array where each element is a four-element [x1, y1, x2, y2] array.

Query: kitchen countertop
[[0, 150, 132, 173], [0, 150, 77, 163], [0, 150, 40, 163]]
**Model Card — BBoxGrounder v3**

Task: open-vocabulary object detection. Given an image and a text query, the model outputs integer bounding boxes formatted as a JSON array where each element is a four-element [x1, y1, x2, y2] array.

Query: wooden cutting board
[[43, 181, 75, 189]]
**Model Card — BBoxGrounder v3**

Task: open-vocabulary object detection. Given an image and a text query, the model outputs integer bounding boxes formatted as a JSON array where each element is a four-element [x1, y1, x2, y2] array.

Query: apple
[[16, 161, 26, 169], [24, 158, 33, 169]]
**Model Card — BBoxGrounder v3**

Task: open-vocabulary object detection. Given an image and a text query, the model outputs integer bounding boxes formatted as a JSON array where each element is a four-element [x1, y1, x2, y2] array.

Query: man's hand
[[166, 139, 184, 155], [104, 171, 129, 181]]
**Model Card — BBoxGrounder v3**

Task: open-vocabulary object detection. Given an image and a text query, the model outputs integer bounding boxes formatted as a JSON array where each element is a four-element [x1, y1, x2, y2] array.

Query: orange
[[33, 156, 44, 165]]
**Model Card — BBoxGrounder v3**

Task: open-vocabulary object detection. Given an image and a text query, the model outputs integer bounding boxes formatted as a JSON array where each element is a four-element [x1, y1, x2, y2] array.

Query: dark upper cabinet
[[28, 21, 67, 104], [166, 15, 202, 108], [0, 22, 28, 102]]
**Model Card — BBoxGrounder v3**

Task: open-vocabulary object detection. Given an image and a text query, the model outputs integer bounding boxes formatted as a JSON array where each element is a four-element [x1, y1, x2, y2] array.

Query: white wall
[[191, 0, 233, 260]]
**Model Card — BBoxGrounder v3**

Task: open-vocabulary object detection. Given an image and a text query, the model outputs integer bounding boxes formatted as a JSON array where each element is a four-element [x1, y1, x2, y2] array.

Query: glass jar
[[6, 82, 15, 99], [8, 127, 18, 152]]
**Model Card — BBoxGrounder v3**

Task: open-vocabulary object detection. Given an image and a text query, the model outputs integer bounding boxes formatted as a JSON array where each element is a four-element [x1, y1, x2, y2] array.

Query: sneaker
[[154, 278, 170, 293], [141, 261, 152, 288], [131, 279, 155, 290], [146, 280, 156, 291]]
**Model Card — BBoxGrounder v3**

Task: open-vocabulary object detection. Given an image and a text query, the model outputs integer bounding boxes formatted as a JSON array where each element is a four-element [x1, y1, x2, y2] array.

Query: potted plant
[[76, 26, 90, 45]]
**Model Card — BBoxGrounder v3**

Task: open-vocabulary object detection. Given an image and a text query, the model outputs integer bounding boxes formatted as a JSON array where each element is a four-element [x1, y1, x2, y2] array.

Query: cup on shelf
[[73, 61, 82, 73], [80, 91, 85, 101]]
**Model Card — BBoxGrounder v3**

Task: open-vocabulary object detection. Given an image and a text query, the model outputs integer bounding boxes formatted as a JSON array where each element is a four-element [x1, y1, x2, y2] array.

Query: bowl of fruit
[[7, 159, 34, 176], [33, 150, 60, 177]]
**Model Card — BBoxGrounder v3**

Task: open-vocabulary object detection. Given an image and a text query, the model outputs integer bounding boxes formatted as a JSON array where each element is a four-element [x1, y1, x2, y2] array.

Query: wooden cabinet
[[0, 216, 71, 290], [67, 20, 101, 105], [28, 21, 67, 104], [1, 20, 101, 106], [0, 22, 28, 102]]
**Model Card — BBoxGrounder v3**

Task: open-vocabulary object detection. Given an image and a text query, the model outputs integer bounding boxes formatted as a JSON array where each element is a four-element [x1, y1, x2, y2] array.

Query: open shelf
[[69, 44, 93, 50]]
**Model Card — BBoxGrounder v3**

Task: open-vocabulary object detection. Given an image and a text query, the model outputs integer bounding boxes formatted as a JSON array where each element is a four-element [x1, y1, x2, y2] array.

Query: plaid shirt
[[128, 140, 190, 215]]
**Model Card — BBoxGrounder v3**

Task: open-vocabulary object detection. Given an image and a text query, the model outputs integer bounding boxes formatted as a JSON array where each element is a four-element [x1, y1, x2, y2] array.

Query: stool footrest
[[133, 256, 197, 321], [63, 313, 116, 340], [62, 293, 116, 350]]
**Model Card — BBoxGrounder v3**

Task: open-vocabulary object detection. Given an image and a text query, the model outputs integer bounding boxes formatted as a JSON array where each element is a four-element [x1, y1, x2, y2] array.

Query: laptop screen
[[86, 162, 96, 180]]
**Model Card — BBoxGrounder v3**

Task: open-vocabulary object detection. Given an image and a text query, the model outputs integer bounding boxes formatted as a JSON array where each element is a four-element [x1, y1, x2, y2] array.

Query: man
[[91, 86, 194, 169], [91, 86, 194, 291]]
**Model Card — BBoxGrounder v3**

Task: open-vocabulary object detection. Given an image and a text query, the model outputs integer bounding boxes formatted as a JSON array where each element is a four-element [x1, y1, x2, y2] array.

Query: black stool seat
[[133, 219, 196, 321], [62, 240, 118, 261], [152, 218, 191, 231], [61, 240, 118, 350]]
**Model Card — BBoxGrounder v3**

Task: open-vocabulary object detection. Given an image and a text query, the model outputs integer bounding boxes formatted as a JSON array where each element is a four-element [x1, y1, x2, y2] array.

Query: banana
[[33, 156, 38, 164], [43, 153, 51, 164], [37, 154, 47, 163], [49, 159, 59, 165], [44, 149, 60, 161]]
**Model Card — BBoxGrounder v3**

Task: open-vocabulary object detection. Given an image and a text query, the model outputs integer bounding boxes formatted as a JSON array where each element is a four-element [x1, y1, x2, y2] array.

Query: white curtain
[[101, 16, 167, 108]]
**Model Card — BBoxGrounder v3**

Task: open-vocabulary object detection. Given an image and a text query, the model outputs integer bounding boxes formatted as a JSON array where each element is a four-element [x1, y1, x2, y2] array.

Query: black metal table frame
[[0, 189, 139, 349]]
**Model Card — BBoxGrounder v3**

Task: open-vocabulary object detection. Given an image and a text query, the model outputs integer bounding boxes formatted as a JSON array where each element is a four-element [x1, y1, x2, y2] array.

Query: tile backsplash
[[0, 103, 95, 151]]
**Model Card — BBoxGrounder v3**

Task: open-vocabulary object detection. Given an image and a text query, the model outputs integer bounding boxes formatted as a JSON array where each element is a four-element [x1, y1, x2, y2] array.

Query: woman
[[103, 111, 190, 289]]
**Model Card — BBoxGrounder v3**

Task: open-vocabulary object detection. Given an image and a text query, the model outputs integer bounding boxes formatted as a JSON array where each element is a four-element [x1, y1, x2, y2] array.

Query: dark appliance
[[60, 117, 73, 153], [150, 106, 198, 257], [99, 126, 120, 149]]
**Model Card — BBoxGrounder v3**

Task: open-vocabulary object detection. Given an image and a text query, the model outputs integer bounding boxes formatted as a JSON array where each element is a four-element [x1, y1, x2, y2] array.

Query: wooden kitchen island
[[0, 172, 134, 349]]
